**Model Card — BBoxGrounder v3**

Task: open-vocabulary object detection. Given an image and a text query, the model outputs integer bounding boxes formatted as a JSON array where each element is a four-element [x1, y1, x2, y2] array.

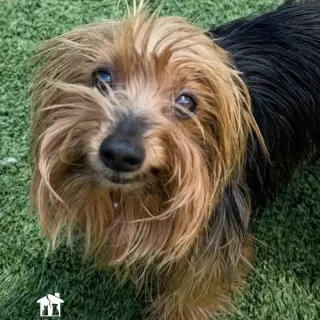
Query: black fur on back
[[209, 0, 320, 209]]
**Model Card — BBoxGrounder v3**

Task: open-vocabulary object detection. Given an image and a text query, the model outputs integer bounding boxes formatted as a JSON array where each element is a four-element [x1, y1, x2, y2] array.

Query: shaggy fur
[[31, 1, 320, 319]]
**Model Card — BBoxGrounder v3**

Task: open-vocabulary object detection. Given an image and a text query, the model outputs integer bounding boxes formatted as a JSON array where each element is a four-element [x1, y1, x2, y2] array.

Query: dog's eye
[[175, 94, 197, 119], [91, 69, 113, 94]]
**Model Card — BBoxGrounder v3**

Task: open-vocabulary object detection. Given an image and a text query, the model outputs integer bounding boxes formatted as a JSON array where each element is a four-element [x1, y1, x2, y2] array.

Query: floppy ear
[[194, 32, 267, 266], [191, 30, 267, 183], [199, 53, 261, 271]]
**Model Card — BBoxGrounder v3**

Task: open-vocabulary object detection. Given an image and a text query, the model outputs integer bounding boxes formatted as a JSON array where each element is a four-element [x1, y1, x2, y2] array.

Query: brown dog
[[31, 1, 320, 319]]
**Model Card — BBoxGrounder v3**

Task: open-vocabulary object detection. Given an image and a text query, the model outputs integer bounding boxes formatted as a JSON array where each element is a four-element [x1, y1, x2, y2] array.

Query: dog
[[30, 0, 320, 319]]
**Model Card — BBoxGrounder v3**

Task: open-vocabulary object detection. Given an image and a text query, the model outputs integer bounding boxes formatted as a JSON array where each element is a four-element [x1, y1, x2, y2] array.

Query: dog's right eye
[[91, 69, 113, 94], [174, 93, 197, 119]]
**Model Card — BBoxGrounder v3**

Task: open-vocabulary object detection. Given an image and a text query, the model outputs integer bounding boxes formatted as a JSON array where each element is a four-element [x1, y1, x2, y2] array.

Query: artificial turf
[[0, 0, 319, 319]]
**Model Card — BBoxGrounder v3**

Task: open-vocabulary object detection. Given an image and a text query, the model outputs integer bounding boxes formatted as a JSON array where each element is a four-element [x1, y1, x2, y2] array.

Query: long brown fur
[[31, 5, 264, 319]]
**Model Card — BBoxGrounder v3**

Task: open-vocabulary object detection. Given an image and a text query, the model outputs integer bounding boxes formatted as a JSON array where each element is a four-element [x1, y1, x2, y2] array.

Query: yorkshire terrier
[[30, 0, 320, 319]]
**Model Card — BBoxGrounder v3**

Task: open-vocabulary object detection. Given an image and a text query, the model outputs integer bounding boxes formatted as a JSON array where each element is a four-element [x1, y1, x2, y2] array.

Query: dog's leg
[[146, 243, 253, 320]]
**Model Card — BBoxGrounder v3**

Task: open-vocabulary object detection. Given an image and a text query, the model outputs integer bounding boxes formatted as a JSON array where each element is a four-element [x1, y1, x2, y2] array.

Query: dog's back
[[211, 0, 320, 206]]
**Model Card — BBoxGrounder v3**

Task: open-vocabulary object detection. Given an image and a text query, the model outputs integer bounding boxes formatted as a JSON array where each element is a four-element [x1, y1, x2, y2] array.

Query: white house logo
[[37, 293, 64, 317]]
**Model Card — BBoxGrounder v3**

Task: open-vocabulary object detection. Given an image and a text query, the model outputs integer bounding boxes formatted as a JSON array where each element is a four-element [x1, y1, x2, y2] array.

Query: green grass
[[0, 0, 319, 319]]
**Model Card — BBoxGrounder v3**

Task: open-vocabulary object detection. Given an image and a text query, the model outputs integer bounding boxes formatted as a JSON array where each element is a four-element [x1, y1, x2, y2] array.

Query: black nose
[[99, 135, 145, 172]]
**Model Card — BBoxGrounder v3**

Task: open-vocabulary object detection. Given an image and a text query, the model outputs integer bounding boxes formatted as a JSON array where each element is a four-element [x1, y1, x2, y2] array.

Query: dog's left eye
[[91, 69, 113, 94], [175, 94, 197, 119]]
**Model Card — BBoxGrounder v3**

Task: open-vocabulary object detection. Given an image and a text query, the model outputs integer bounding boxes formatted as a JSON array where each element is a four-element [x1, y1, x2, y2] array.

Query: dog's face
[[31, 11, 259, 267]]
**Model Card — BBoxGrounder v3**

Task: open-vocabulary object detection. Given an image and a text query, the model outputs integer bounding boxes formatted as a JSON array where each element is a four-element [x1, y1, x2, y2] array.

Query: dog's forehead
[[113, 16, 207, 62]]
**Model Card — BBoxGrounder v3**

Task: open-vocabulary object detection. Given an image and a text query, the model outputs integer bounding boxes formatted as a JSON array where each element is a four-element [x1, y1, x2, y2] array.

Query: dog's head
[[31, 8, 262, 268]]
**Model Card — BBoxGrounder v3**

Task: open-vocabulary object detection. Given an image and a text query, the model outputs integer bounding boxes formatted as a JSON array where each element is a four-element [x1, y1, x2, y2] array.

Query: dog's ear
[[195, 32, 266, 265], [187, 30, 267, 183]]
